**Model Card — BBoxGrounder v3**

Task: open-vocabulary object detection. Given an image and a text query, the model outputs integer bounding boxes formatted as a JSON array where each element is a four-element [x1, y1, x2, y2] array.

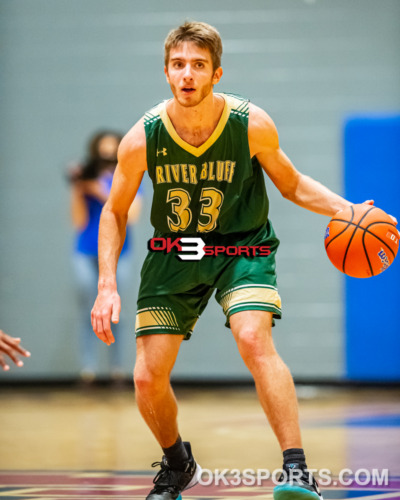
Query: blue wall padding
[[344, 115, 400, 381]]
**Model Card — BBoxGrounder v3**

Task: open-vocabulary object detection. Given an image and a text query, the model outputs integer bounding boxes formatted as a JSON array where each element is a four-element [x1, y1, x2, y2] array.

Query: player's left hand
[[0, 330, 31, 371], [362, 199, 397, 225]]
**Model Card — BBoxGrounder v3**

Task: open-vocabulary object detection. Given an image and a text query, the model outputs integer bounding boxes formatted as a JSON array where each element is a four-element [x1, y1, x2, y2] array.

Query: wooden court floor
[[0, 385, 399, 499]]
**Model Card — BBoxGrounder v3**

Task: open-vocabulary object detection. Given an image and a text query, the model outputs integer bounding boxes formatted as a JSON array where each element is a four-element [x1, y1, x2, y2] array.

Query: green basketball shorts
[[135, 221, 282, 340]]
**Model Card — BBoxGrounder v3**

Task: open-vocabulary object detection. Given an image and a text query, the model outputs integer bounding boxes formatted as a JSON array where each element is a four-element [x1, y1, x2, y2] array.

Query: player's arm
[[248, 103, 352, 217], [127, 191, 143, 225], [91, 118, 147, 345]]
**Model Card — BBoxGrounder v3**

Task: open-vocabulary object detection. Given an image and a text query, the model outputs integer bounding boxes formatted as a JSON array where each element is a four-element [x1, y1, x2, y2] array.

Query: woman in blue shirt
[[69, 131, 142, 383]]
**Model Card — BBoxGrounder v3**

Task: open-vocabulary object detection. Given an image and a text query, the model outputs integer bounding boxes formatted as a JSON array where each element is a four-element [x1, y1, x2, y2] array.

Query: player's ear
[[164, 66, 170, 84], [212, 67, 223, 85]]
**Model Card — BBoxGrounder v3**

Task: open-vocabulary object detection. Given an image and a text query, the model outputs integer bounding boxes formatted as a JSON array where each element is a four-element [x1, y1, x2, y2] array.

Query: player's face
[[165, 41, 222, 107]]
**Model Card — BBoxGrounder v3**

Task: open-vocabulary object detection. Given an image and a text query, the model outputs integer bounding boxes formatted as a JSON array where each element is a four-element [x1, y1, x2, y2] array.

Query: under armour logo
[[157, 148, 167, 156]]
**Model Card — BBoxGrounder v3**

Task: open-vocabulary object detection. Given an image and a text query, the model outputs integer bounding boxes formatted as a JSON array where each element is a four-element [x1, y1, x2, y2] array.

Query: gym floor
[[0, 384, 399, 499]]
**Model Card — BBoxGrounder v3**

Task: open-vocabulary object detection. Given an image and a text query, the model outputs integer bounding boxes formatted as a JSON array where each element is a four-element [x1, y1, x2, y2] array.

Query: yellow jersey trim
[[159, 93, 231, 158]]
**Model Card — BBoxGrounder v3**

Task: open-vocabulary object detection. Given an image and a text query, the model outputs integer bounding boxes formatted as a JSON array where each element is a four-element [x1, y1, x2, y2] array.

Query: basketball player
[[0, 330, 30, 371], [91, 22, 366, 500]]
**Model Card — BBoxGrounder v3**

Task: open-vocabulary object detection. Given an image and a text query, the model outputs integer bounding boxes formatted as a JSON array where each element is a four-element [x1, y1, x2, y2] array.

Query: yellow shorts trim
[[135, 306, 180, 334], [219, 284, 282, 318]]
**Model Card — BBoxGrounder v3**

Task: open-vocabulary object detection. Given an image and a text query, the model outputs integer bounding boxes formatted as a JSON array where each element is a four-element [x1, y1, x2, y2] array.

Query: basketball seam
[[341, 205, 356, 273], [342, 206, 376, 274], [325, 205, 354, 251], [330, 219, 396, 259], [329, 219, 396, 241], [365, 222, 396, 257], [362, 225, 397, 258], [361, 230, 374, 276], [330, 219, 396, 231], [325, 222, 352, 250]]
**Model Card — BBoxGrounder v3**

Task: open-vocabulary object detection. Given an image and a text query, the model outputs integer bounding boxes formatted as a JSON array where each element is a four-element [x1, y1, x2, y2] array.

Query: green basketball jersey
[[144, 92, 269, 235]]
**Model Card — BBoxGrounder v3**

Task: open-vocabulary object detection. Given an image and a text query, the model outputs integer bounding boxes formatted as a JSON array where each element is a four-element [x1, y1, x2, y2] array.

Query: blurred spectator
[[0, 330, 30, 371], [68, 130, 142, 383]]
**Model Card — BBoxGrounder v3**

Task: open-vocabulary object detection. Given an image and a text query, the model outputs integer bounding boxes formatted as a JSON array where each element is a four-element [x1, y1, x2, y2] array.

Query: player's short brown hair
[[164, 21, 223, 71]]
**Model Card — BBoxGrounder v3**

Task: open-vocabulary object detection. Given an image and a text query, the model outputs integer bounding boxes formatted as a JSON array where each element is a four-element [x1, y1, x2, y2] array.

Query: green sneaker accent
[[274, 484, 321, 500]]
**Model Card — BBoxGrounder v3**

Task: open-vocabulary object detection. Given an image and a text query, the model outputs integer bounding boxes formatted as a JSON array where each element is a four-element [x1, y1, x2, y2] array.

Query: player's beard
[[171, 79, 214, 108]]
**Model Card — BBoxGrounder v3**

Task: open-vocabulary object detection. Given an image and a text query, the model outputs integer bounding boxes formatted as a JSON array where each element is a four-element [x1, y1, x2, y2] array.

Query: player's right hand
[[91, 288, 121, 346]]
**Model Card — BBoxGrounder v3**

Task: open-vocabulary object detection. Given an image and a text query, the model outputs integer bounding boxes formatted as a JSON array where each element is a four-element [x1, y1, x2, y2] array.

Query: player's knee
[[235, 327, 275, 365], [133, 366, 169, 396], [133, 371, 158, 395]]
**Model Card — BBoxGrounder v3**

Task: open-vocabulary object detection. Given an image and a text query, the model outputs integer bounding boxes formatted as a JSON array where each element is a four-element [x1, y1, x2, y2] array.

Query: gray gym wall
[[1, 0, 399, 381]]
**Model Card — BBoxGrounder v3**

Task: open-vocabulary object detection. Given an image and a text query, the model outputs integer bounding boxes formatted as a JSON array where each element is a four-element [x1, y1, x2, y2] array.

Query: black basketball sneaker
[[273, 463, 323, 500], [146, 442, 202, 500]]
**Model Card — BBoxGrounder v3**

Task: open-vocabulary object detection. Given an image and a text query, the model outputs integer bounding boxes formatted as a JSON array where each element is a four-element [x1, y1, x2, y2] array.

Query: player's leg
[[134, 333, 183, 448], [230, 310, 322, 500], [214, 224, 299, 447], [134, 290, 211, 500], [214, 220, 321, 499], [135, 242, 214, 499], [134, 333, 201, 500], [230, 310, 301, 450]]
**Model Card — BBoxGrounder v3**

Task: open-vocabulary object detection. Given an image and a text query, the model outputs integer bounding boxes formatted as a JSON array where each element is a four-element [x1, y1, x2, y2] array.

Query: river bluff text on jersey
[[155, 161, 236, 185]]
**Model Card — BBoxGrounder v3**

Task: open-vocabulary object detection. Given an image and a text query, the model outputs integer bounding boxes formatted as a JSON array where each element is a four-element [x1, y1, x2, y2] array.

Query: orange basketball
[[325, 204, 399, 278]]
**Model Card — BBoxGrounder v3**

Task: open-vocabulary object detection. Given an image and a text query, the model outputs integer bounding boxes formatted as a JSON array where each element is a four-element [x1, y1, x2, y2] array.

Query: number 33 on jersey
[[144, 93, 270, 235]]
